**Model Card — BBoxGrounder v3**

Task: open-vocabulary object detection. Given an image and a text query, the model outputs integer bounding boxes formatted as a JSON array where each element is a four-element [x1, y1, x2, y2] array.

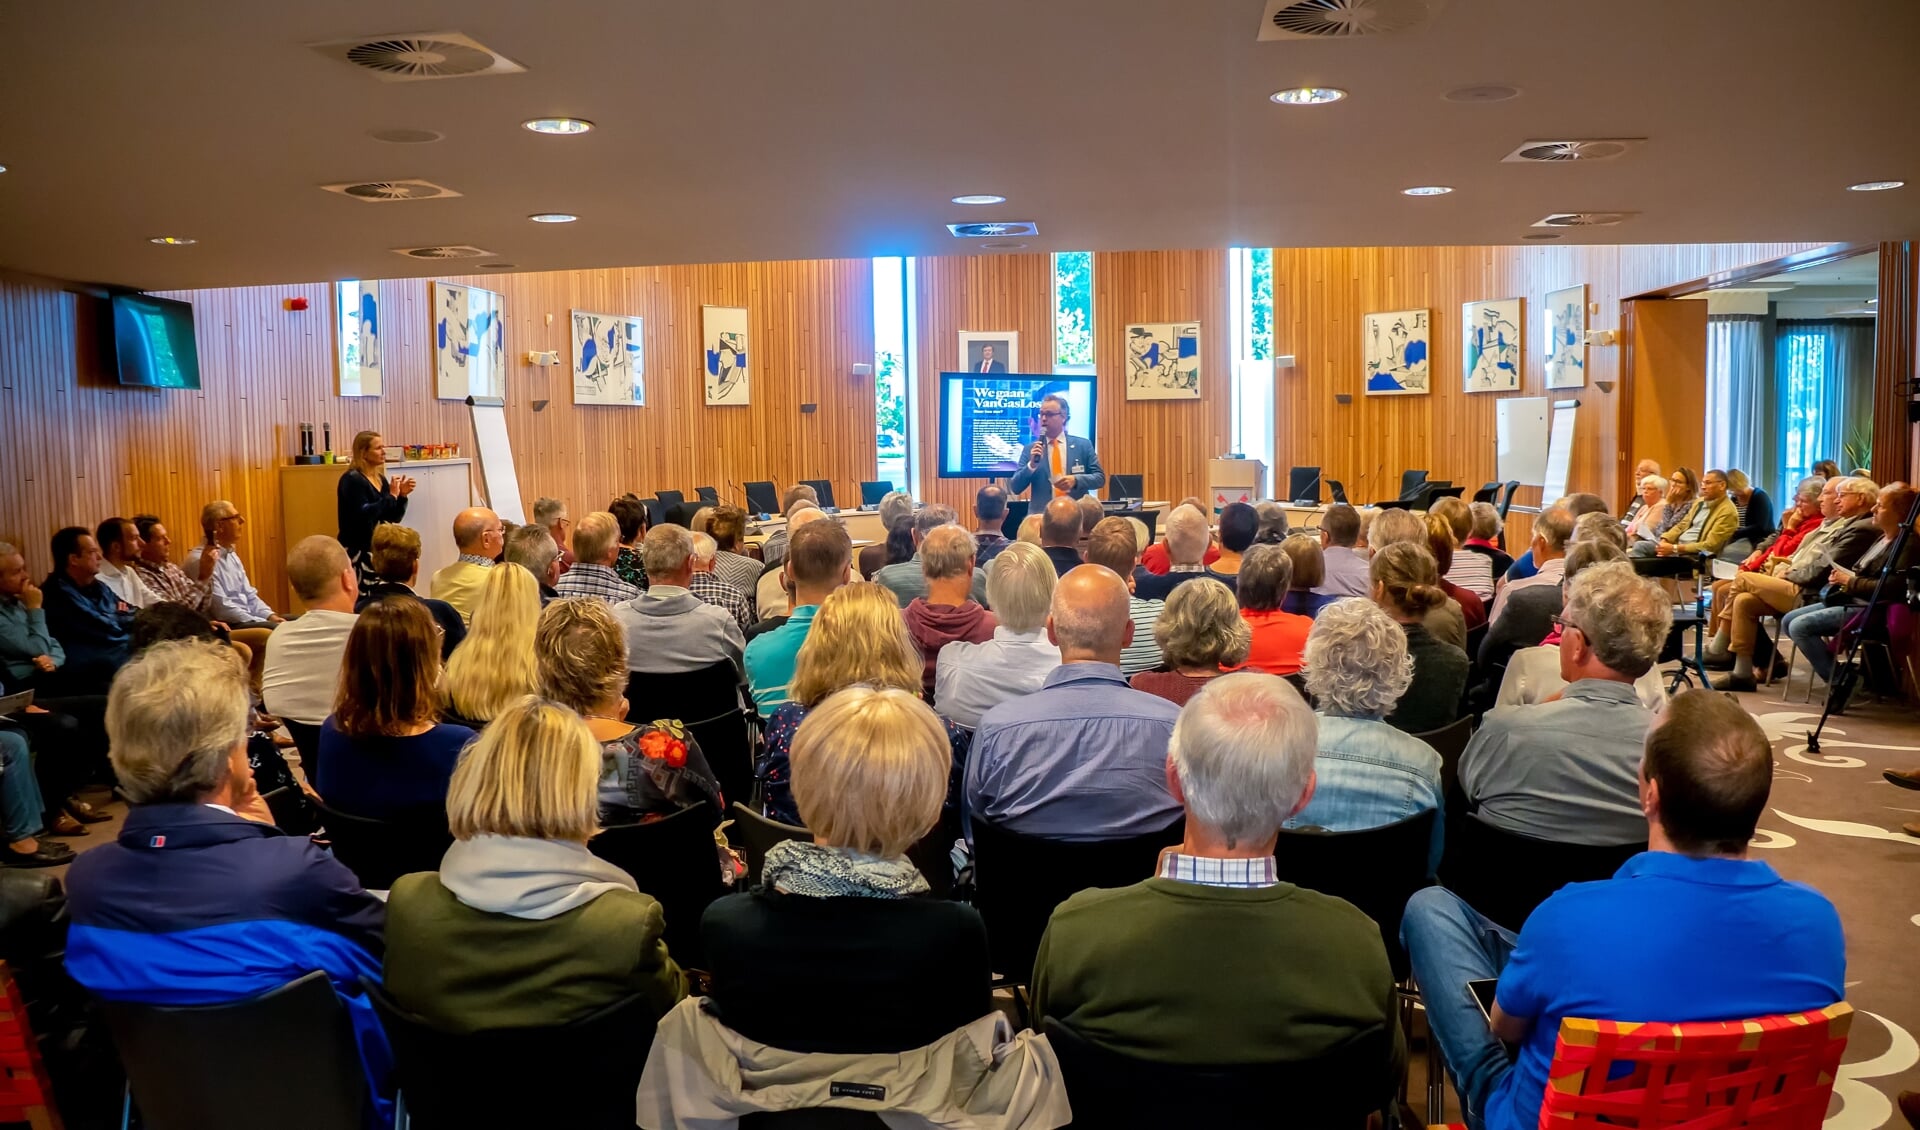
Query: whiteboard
[[1541, 401, 1579, 505], [467, 399, 526, 524], [1496, 397, 1550, 485]]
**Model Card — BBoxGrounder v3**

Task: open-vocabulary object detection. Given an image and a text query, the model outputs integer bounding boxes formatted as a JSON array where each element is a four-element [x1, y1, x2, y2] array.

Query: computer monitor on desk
[[744, 480, 779, 516], [1108, 474, 1143, 501], [859, 481, 891, 509]]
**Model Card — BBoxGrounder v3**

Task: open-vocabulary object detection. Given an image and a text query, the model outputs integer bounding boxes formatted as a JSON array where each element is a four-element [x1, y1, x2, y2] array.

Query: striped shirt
[[711, 551, 764, 600], [554, 562, 640, 604], [1119, 595, 1165, 675], [132, 558, 217, 614], [1156, 852, 1279, 889], [690, 572, 754, 633]]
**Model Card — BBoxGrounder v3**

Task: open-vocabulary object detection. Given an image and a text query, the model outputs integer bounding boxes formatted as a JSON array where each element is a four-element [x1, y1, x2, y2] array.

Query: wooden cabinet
[[277, 460, 474, 613]]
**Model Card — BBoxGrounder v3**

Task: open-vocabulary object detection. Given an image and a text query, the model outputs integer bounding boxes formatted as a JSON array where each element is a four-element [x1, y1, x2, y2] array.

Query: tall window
[[1230, 248, 1275, 470], [872, 257, 910, 490], [1053, 251, 1094, 373], [1776, 319, 1875, 494]]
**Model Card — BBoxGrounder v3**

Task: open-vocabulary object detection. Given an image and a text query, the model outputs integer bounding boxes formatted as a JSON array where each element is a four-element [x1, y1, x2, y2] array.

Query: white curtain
[[1776, 319, 1876, 493], [1705, 314, 1775, 494]]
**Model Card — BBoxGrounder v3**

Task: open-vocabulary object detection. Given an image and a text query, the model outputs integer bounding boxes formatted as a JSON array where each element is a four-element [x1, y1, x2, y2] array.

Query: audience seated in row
[[608, 494, 651, 591], [745, 518, 853, 715], [1506, 492, 1606, 581], [1128, 578, 1247, 706], [757, 507, 832, 621], [503, 521, 562, 604], [1631, 468, 1738, 560], [703, 506, 764, 599], [686, 531, 755, 633], [1372, 542, 1468, 734], [757, 484, 820, 573], [1424, 516, 1488, 633], [1232, 544, 1313, 677], [858, 490, 914, 579], [553, 510, 641, 604], [534, 496, 575, 577], [1782, 481, 1917, 686], [1203, 502, 1258, 593], [1313, 504, 1372, 599], [1370, 507, 1466, 649], [874, 506, 988, 610], [1462, 501, 1513, 579], [39, 526, 136, 696], [1277, 534, 1335, 618], [901, 526, 997, 698], [615, 524, 744, 676], [429, 507, 505, 624], [1430, 496, 1494, 602], [934, 542, 1063, 730], [261, 536, 360, 729], [1488, 505, 1573, 628], [355, 524, 466, 659], [1084, 517, 1165, 676], [1133, 503, 1211, 601], [441, 561, 540, 728], [972, 485, 1013, 567], [1139, 496, 1221, 577], [1493, 540, 1669, 711]]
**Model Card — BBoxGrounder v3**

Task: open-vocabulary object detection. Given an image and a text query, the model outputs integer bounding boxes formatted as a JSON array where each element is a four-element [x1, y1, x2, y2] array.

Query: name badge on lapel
[[1071, 463, 1085, 474]]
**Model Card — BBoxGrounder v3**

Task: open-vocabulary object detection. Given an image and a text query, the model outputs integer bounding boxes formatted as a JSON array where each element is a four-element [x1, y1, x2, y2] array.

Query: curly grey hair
[[1562, 560, 1673, 678], [1154, 578, 1251, 668], [1303, 599, 1414, 719]]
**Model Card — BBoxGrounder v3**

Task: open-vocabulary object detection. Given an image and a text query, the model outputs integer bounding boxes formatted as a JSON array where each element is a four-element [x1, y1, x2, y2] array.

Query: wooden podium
[[278, 459, 474, 613], [1207, 458, 1267, 513]]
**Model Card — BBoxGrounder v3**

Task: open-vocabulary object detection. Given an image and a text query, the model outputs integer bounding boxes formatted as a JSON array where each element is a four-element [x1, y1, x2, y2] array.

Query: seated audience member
[[1368, 509, 1466, 648], [1131, 579, 1249, 706], [1030, 497, 1087, 579], [1638, 468, 1738, 559], [858, 491, 915, 579], [705, 506, 763, 597], [1626, 468, 1698, 557], [1621, 459, 1662, 524], [260, 536, 360, 728], [1074, 494, 1105, 548], [1622, 473, 1669, 544], [1016, 513, 1045, 545], [1354, 507, 1379, 552], [687, 532, 754, 633], [1373, 543, 1469, 735], [1253, 500, 1291, 546], [1708, 476, 1878, 690], [65, 640, 389, 1108], [319, 597, 474, 820], [442, 562, 541, 728], [554, 511, 640, 604], [129, 514, 220, 616], [1085, 517, 1164, 676], [969, 566, 1182, 839], [758, 485, 820, 572], [1403, 690, 1844, 1130], [901, 526, 997, 698], [609, 494, 651, 591], [1427, 517, 1488, 632], [746, 519, 853, 715], [1488, 507, 1573, 625], [40, 526, 136, 694], [704, 686, 989, 1052], [1366, 507, 1427, 552], [385, 696, 686, 1033], [1278, 534, 1335, 618], [1140, 496, 1220, 576], [182, 503, 283, 651], [1294, 600, 1443, 871], [534, 600, 723, 823], [1462, 502, 1514, 578], [1033, 673, 1401, 1093], [1461, 562, 1670, 846], [1490, 541, 1662, 705], [430, 507, 505, 623], [972, 485, 1013, 566], [94, 518, 163, 609], [1205, 502, 1258, 592], [534, 497, 574, 577], [615, 524, 745, 676], [1134, 504, 1212, 601], [354, 523, 467, 659], [759, 508, 829, 620], [1812, 459, 1841, 481], [1782, 481, 1917, 685], [1429, 497, 1491, 602], [1721, 469, 1775, 561], [760, 584, 969, 826], [0, 541, 70, 692], [1723, 475, 1825, 588], [935, 542, 1063, 730], [1231, 544, 1312, 677], [1314, 503, 1373, 599], [0, 727, 71, 867], [1508, 493, 1609, 581], [1572, 511, 1628, 552], [504, 521, 563, 605], [875, 505, 988, 607]]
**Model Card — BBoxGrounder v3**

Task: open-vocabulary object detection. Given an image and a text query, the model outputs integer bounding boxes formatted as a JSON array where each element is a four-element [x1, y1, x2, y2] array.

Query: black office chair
[[102, 971, 367, 1130], [1440, 815, 1646, 933], [693, 485, 719, 505], [1273, 811, 1435, 981], [670, 500, 713, 529], [655, 490, 686, 507], [282, 720, 322, 782], [859, 481, 891, 508], [1327, 479, 1350, 506], [1287, 466, 1322, 504], [744, 481, 780, 516], [1411, 716, 1476, 810], [1494, 481, 1521, 521], [369, 984, 657, 1130], [315, 802, 453, 891], [1472, 482, 1500, 504], [1044, 1017, 1395, 1130], [1107, 473, 1144, 501], [999, 499, 1030, 540], [1398, 470, 1430, 500], [907, 808, 963, 898], [725, 803, 811, 887], [625, 662, 757, 812], [800, 479, 837, 509], [590, 804, 728, 968]]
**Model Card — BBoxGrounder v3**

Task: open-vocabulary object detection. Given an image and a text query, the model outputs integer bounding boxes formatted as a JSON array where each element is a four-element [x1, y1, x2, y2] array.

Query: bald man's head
[[1041, 497, 1083, 547], [452, 507, 503, 557], [787, 507, 828, 534], [1048, 564, 1134, 662]]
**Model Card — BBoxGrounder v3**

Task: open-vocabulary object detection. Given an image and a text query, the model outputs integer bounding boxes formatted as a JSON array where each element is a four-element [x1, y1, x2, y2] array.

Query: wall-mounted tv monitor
[[110, 293, 202, 389], [936, 372, 1097, 479]]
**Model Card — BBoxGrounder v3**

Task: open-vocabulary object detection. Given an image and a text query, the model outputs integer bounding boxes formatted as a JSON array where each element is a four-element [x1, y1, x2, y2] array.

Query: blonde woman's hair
[[1724, 469, 1750, 493], [446, 695, 600, 841], [443, 562, 541, 721], [1428, 496, 1472, 542], [349, 430, 385, 483], [1016, 514, 1044, 545], [570, 511, 620, 565], [534, 598, 628, 713], [790, 582, 921, 706], [986, 541, 1056, 633], [790, 686, 947, 857], [107, 640, 251, 804], [1154, 577, 1251, 668]]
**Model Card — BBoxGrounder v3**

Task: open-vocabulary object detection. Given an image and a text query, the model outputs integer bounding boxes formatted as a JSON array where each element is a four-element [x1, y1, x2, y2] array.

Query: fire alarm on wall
[[283, 297, 309, 312]]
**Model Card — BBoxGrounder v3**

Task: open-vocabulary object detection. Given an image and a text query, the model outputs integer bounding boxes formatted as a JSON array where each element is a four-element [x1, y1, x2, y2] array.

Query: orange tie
[[1050, 439, 1067, 497]]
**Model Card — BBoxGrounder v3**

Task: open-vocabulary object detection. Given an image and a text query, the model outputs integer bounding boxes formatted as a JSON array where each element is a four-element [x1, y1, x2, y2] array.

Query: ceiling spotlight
[[1270, 87, 1347, 106], [1402, 185, 1452, 196], [0, 164, 8, 174], [479, 263, 518, 270], [1847, 180, 1905, 192], [522, 117, 594, 135], [1521, 233, 1560, 241], [528, 213, 577, 223], [149, 236, 197, 246], [951, 194, 1007, 206]]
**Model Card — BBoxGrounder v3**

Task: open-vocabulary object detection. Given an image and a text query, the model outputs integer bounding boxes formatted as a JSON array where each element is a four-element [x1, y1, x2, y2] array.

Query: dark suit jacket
[[1478, 583, 1561, 672], [1009, 434, 1105, 500]]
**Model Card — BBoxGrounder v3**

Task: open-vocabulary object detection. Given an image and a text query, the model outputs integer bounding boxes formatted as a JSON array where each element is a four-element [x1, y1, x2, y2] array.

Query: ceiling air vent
[[322, 179, 462, 202], [1532, 212, 1636, 228], [1502, 139, 1644, 164], [947, 221, 1039, 238], [308, 32, 524, 82], [391, 245, 496, 260], [1258, 0, 1443, 40]]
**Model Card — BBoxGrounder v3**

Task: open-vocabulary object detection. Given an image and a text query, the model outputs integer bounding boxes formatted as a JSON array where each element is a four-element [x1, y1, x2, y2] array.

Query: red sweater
[[1141, 542, 1221, 575]]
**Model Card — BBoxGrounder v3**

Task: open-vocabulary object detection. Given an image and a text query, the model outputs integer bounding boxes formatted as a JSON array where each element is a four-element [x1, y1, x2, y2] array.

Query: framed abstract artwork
[[570, 310, 645, 407], [1124, 322, 1201, 400], [1544, 284, 1587, 389], [1363, 309, 1430, 396], [703, 305, 749, 405], [433, 282, 506, 401], [335, 280, 381, 397], [1463, 297, 1522, 393]]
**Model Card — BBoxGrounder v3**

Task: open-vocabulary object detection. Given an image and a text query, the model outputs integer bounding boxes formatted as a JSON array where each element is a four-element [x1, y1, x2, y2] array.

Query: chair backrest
[[282, 719, 322, 780], [800, 479, 837, 509], [1440, 815, 1646, 932], [859, 481, 890, 507], [625, 661, 756, 810], [1537, 1004, 1852, 1130], [316, 802, 453, 891], [1495, 480, 1521, 517], [1399, 469, 1429, 499], [1271, 810, 1434, 981], [1465, 622, 1488, 668], [969, 816, 1183, 984], [1107, 473, 1144, 500], [905, 808, 962, 898], [999, 498, 1030, 539], [1472, 482, 1500, 504], [102, 971, 367, 1130], [696, 485, 720, 505], [1327, 479, 1349, 506], [655, 490, 686, 506], [1288, 466, 1321, 503], [744, 481, 780, 516], [590, 803, 728, 967], [369, 983, 658, 1130], [726, 802, 811, 887], [1044, 1016, 1392, 1129], [1413, 716, 1476, 803]]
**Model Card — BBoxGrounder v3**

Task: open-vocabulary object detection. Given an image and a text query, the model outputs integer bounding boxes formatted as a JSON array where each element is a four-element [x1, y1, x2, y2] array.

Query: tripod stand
[[1805, 489, 1920, 755]]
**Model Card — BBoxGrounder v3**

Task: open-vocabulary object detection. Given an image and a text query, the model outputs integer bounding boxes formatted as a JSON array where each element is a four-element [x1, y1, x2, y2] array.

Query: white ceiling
[[1, 0, 1917, 291]]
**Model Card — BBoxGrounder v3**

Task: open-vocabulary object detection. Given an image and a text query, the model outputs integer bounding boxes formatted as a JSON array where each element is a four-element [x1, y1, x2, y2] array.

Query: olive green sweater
[[1031, 878, 1402, 1073], [384, 873, 686, 1033]]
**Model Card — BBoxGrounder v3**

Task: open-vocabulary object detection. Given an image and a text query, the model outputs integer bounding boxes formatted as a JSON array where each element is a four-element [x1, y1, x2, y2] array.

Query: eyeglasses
[[219, 515, 246, 526], [1038, 409, 1065, 419], [1551, 613, 1585, 636]]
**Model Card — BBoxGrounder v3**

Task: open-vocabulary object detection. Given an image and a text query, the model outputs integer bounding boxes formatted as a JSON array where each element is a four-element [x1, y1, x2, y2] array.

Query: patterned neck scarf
[[762, 840, 929, 898]]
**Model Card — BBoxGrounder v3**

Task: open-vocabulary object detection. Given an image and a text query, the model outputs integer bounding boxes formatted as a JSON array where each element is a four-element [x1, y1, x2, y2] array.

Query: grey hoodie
[[438, 835, 637, 921]]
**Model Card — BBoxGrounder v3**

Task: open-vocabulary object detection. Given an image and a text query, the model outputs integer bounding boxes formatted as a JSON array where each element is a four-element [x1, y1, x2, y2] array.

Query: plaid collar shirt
[[689, 572, 754, 633], [131, 558, 215, 614], [553, 562, 640, 604], [1156, 852, 1280, 889]]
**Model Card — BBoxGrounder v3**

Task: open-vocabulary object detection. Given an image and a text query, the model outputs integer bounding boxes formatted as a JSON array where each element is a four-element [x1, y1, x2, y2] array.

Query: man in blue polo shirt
[[744, 518, 851, 715], [1402, 689, 1844, 1130]]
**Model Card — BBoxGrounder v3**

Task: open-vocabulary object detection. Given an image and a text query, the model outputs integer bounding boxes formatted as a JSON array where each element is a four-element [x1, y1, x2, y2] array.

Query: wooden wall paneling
[[1873, 241, 1916, 486]]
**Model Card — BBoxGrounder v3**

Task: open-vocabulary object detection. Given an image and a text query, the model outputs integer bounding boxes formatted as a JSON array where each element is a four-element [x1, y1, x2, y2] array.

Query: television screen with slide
[[937, 372, 1097, 479], [110, 293, 202, 389]]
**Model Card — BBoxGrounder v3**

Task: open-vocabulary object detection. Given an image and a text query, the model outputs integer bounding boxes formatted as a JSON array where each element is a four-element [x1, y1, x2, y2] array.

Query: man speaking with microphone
[[1009, 393, 1104, 500]]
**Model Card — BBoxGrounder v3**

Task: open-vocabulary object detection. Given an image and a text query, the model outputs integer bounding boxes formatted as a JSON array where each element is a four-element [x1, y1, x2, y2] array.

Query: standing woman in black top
[[338, 430, 415, 584]]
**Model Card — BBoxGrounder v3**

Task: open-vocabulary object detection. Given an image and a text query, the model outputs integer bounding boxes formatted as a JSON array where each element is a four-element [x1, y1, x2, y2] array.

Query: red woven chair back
[[1539, 1003, 1852, 1129]]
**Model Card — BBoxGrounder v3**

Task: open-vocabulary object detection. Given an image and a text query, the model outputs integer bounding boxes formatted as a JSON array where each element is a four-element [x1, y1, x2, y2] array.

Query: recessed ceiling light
[[0, 164, 8, 174], [149, 236, 197, 246], [1402, 185, 1452, 196], [479, 263, 518, 270], [979, 242, 1028, 250], [368, 127, 444, 145], [951, 194, 1007, 206], [1521, 233, 1560, 241], [528, 213, 577, 223], [1443, 84, 1520, 103], [1848, 180, 1905, 192], [1270, 87, 1346, 106], [522, 117, 594, 135]]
